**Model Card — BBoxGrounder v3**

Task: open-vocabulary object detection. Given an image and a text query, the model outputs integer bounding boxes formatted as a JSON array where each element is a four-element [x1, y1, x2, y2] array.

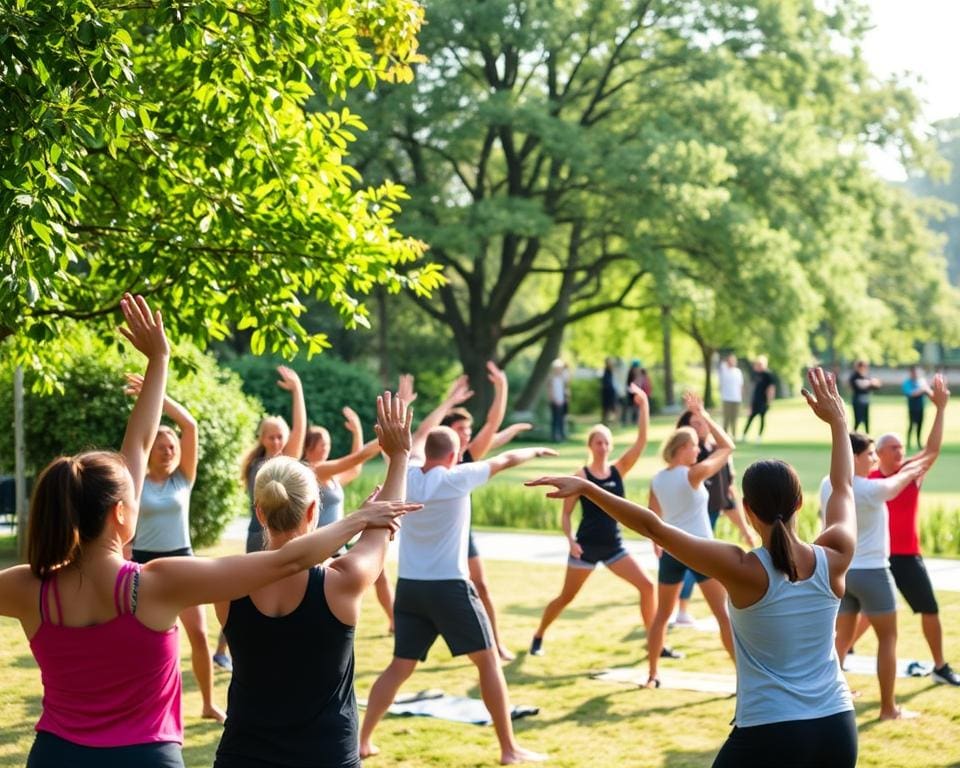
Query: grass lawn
[[1, 541, 960, 767]]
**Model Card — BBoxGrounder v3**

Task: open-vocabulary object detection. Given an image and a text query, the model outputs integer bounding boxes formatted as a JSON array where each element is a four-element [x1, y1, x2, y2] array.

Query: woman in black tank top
[[530, 386, 656, 657], [214, 394, 415, 768]]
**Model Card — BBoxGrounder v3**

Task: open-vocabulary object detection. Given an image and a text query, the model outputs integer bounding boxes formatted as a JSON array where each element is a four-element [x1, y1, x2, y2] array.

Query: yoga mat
[[358, 690, 539, 725], [842, 654, 933, 678], [593, 667, 737, 695]]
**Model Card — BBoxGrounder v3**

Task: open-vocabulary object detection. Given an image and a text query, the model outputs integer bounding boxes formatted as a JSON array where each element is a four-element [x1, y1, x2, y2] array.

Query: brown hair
[[302, 426, 331, 459], [254, 456, 318, 536], [28, 451, 130, 577], [741, 460, 803, 581], [424, 427, 460, 460], [440, 408, 473, 428], [241, 416, 290, 480], [661, 427, 698, 463], [849, 432, 873, 456]]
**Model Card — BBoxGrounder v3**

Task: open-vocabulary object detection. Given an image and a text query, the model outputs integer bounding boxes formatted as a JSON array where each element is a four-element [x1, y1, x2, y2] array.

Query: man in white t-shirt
[[360, 427, 554, 765], [819, 432, 928, 720], [718, 354, 744, 436]]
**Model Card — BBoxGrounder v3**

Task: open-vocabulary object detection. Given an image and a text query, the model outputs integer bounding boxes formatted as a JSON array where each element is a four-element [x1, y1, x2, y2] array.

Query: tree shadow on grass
[[660, 746, 719, 768], [507, 599, 637, 619]]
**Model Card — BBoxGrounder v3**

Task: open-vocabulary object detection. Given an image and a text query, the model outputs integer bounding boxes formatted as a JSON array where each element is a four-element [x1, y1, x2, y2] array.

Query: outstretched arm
[[613, 385, 649, 477], [125, 374, 198, 484], [278, 366, 307, 459], [872, 460, 931, 501], [118, 295, 170, 502], [487, 422, 533, 452], [467, 362, 509, 459], [485, 446, 557, 478], [314, 407, 378, 486]]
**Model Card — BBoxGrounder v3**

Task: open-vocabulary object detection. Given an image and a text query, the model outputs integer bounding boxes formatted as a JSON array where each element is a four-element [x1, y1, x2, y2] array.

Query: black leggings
[[907, 407, 924, 450], [28, 732, 184, 768], [712, 710, 857, 768], [741, 408, 766, 438], [852, 401, 869, 433]]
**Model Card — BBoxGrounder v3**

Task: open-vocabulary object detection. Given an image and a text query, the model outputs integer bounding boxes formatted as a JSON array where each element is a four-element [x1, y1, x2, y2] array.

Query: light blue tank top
[[133, 470, 192, 552], [317, 478, 345, 528], [730, 545, 853, 727]]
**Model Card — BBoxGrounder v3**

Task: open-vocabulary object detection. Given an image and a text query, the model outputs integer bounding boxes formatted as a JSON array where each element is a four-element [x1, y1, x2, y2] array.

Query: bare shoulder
[[0, 564, 41, 618]]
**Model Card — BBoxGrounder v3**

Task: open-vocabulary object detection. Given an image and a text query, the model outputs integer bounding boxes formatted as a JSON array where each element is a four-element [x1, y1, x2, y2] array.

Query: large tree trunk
[[513, 322, 566, 413], [661, 305, 675, 408], [453, 332, 500, 422], [700, 343, 716, 409]]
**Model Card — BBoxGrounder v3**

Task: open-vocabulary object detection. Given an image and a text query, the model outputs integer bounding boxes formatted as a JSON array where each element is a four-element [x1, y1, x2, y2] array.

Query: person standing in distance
[[902, 366, 933, 450], [718, 354, 744, 437], [848, 360, 881, 433], [741, 356, 777, 444]]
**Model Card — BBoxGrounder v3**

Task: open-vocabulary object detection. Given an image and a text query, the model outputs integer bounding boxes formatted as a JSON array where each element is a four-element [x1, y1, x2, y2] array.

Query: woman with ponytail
[[528, 368, 859, 768], [213, 393, 414, 768], [0, 295, 414, 768]]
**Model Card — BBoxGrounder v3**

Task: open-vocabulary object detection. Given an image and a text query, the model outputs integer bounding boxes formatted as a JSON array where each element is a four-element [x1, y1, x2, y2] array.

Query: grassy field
[[1, 543, 959, 767]]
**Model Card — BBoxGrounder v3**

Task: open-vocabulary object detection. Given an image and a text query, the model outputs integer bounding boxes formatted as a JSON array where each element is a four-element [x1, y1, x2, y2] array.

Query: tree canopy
[[1, 0, 442, 384]]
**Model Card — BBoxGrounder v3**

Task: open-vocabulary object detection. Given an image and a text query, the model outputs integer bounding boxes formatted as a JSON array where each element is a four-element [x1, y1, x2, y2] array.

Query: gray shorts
[[394, 578, 494, 661], [839, 568, 897, 615]]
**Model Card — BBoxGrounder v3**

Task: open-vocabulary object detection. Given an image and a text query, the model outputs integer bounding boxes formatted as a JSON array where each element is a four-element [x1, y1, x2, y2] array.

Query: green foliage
[[225, 354, 383, 457], [469, 483, 562, 530], [1, 0, 442, 387], [0, 329, 260, 547]]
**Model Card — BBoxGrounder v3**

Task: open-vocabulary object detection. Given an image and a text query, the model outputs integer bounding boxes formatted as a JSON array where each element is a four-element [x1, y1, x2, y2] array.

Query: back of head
[[424, 426, 460, 461], [661, 427, 697, 463], [742, 460, 803, 581], [254, 456, 317, 534], [28, 451, 130, 577]]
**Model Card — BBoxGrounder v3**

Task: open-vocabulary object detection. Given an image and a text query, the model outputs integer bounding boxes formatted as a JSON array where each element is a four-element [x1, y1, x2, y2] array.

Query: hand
[[118, 293, 169, 361], [628, 382, 649, 408], [353, 498, 422, 535], [123, 372, 144, 397], [374, 391, 413, 457], [802, 368, 846, 426], [524, 475, 587, 499], [682, 390, 703, 414], [534, 447, 558, 459], [444, 375, 474, 406], [343, 406, 362, 434], [397, 373, 418, 405], [569, 540, 583, 559], [487, 360, 508, 389], [276, 365, 302, 392], [930, 374, 950, 410]]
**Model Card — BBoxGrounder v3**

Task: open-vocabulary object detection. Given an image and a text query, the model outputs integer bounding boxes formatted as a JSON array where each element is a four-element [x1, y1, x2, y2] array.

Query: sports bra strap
[[113, 561, 142, 616], [39, 575, 65, 625]]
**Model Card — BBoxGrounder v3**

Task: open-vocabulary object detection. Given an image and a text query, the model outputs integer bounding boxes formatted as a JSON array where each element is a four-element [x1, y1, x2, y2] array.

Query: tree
[[1, 0, 442, 383], [350, 0, 952, 411]]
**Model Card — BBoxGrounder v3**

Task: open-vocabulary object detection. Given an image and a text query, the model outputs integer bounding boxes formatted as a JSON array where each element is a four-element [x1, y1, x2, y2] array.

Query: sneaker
[[660, 646, 684, 660], [213, 653, 233, 672], [932, 663, 960, 686], [673, 611, 696, 627], [529, 636, 545, 657]]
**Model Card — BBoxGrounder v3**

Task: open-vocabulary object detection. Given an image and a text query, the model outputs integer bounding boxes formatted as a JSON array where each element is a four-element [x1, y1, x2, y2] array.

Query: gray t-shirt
[[133, 469, 192, 552]]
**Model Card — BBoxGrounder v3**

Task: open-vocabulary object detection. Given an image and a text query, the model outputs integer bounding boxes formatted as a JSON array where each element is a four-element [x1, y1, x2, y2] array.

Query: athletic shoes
[[673, 611, 696, 627], [213, 653, 233, 672], [660, 646, 684, 660], [529, 636, 545, 657], [932, 663, 960, 686]]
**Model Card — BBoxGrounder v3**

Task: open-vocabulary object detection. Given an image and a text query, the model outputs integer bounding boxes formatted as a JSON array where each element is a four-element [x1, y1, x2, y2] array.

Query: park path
[[223, 521, 960, 592]]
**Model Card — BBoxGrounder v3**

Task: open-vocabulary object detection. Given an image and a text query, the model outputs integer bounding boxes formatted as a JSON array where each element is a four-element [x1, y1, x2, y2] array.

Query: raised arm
[[410, 375, 473, 460], [466, 361, 509, 459], [313, 407, 378, 486], [911, 374, 949, 465], [278, 366, 306, 459], [685, 393, 735, 488], [613, 385, 649, 477], [118, 295, 170, 502], [485, 446, 557, 478], [125, 373, 198, 484], [327, 392, 414, 623], [872, 460, 931, 501], [808, 369, 856, 571], [487, 422, 533, 452]]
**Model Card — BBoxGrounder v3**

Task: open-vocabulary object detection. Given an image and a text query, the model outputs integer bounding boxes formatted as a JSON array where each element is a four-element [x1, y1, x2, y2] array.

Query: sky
[[860, 0, 960, 178]]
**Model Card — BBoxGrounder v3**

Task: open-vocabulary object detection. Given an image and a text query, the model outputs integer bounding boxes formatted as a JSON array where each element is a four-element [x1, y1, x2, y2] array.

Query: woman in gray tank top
[[528, 368, 858, 768]]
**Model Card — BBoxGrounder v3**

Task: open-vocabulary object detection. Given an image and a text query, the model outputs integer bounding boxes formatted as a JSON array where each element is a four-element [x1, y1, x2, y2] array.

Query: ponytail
[[769, 517, 799, 582], [28, 452, 129, 577], [254, 456, 317, 536]]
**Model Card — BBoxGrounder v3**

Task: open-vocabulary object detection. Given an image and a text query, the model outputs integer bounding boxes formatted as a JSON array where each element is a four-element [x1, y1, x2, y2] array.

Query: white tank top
[[650, 465, 711, 539]]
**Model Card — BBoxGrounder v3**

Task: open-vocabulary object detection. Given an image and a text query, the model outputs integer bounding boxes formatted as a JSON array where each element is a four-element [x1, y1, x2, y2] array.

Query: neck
[[264, 528, 306, 550], [421, 458, 450, 472]]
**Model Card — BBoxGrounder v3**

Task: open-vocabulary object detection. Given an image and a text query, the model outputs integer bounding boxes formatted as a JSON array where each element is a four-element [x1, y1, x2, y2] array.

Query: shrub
[[0, 330, 260, 548], [225, 353, 383, 457]]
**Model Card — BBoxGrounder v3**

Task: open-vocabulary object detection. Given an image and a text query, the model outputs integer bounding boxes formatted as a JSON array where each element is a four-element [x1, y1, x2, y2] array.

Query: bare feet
[[879, 706, 920, 721], [501, 746, 548, 764], [360, 742, 380, 760], [499, 646, 516, 662], [643, 677, 660, 689], [202, 704, 227, 724]]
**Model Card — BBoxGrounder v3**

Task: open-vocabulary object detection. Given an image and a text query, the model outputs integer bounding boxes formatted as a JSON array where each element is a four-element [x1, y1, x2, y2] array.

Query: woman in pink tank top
[[0, 295, 415, 768]]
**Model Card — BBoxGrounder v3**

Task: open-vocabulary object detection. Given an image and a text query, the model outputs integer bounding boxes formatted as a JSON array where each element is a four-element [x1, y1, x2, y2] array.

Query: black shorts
[[659, 550, 709, 585], [394, 578, 494, 661], [568, 541, 629, 570], [467, 530, 479, 559], [131, 547, 193, 564], [713, 710, 856, 768], [28, 732, 184, 768], [889, 555, 939, 614]]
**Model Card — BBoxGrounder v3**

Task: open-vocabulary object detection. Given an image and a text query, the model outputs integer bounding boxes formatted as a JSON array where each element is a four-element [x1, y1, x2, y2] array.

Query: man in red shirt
[[871, 374, 959, 685]]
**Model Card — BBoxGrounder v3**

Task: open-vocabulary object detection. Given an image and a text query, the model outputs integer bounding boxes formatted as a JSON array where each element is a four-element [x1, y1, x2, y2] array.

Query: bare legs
[[533, 566, 592, 640], [470, 555, 513, 661], [179, 604, 226, 723], [374, 570, 395, 633], [359, 650, 546, 765], [921, 612, 946, 668], [836, 610, 913, 720], [607, 556, 656, 632]]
